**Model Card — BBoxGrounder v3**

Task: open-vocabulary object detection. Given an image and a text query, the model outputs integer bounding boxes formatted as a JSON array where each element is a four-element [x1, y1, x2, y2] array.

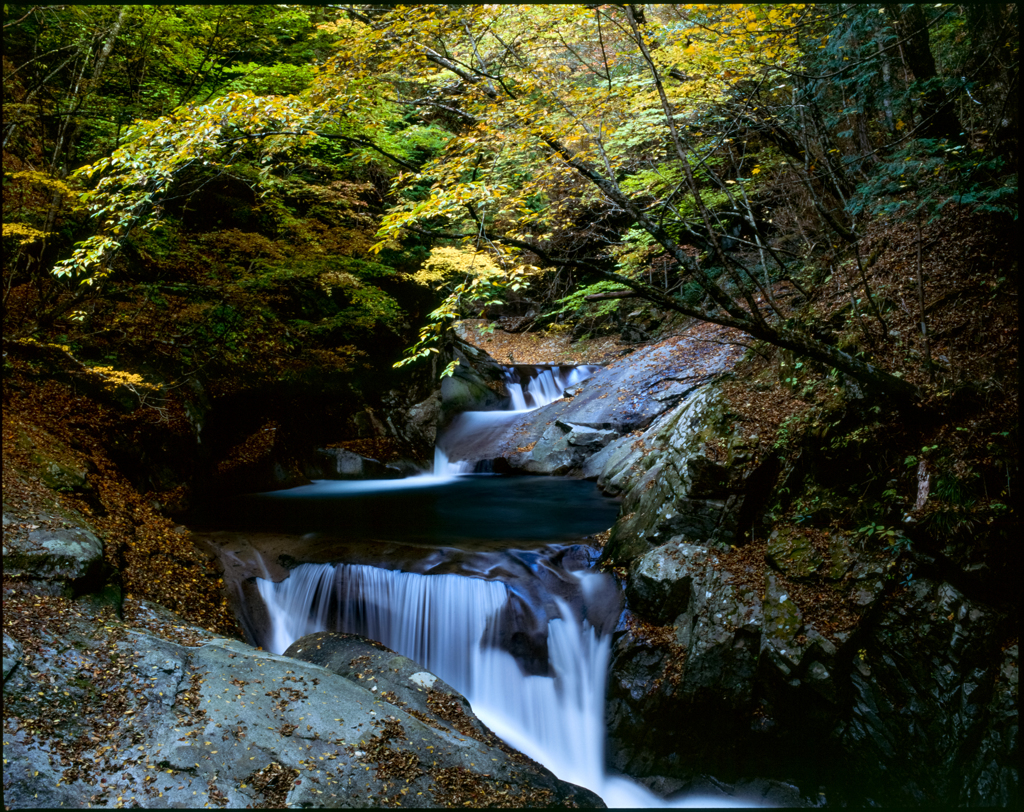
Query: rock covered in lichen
[[2, 596, 604, 809]]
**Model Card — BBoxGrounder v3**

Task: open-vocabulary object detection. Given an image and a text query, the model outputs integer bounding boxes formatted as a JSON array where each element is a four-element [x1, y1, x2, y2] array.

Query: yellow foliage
[[88, 365, 160, 393], [2, 223, 52, 245], [7, 170, 80, 202], [411, 246, 501, 289]]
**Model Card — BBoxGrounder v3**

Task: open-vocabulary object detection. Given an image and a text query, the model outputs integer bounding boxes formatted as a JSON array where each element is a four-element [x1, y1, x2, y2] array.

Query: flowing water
[[229, 365, 760, 807]]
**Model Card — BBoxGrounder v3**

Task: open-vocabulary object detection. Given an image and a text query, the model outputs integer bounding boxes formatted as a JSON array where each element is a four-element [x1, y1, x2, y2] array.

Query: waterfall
[[257, 563, 755, 808], [504, 364, 600, 410], [245, 360, 761, 807], [434, 364, 600, 476], [256, 563, 611, 792]]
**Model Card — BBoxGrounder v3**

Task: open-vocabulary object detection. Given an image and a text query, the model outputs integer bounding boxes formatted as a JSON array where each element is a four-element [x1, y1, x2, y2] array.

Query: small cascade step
[[503, 364, 601, 410], [436, 364, 600, 475]]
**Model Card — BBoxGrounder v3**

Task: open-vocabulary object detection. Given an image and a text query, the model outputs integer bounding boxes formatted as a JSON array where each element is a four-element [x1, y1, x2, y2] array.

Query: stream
[[207, 365, 759, 808]]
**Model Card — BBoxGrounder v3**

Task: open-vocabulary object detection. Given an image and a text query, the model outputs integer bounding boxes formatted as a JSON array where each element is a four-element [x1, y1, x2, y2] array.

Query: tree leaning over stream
[[24, 4, 1017, 404]]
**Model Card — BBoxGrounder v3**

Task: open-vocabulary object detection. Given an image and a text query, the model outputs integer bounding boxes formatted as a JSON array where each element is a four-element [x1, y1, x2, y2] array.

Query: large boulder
[[1, 593, 603, 809], [401, 390, 442, 451], [285, 631, 602, 805], [599, 385, 753, 563], [607, 540, 762, 779], [3, 511, 106, 593], [520, 420, 620, 476], [309, 447, 402, 480], [438, 341, 509, 426]]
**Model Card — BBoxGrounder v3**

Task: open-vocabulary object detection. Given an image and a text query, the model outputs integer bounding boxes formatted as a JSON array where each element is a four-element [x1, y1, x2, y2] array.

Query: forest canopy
[[3, 3, 1018, 402]]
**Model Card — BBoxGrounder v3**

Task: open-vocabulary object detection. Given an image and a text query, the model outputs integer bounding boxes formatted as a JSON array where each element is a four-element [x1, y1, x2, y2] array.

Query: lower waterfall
[[255, 561, 751, 808]]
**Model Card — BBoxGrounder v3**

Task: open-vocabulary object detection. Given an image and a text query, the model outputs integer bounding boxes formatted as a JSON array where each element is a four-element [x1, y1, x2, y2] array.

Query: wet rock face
[[607, 540, 763, 778], [2, 601, 604, 809], [519, 420, 620, 476], [606, 534, 1017, 806]]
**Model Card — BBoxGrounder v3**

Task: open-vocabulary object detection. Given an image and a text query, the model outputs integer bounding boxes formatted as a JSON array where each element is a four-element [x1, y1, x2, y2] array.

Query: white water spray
[[257, 563, 757, 808], [433, 365, 600, 476]]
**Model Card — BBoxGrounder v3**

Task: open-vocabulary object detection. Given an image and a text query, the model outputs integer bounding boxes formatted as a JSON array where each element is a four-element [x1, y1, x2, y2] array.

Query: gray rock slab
[[1, 604, 603, 809], [445, 331, 740, 475], [3, 633, 23, 681], [312, 447, 402, 480]]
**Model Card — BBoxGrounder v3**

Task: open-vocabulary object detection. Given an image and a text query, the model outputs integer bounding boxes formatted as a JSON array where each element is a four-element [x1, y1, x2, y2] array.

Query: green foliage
[[544, 280, 627, 322], [222, 63, 316, 96], [849, 139, 1018, 222]]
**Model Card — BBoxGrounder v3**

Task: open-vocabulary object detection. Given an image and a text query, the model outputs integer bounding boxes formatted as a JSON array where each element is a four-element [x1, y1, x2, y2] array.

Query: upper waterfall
[[434, 364, 600, 476]]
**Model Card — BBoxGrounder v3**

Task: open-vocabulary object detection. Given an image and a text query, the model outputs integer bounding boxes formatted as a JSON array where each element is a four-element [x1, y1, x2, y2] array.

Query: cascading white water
[[505, 365, 600, 410], [433, 364, 600, 477], [257, 563, 755, 808], [250, 361, 760, 807]]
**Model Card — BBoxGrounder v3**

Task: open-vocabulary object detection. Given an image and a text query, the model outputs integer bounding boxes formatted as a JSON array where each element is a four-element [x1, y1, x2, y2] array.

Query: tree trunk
[[884, 3, 962, 142]]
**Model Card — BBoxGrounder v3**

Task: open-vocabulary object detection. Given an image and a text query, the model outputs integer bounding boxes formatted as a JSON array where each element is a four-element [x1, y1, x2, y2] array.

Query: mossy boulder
[[2, 511, 105, 590], [767, 528, 823, 579], [36, 459, 91, 494]]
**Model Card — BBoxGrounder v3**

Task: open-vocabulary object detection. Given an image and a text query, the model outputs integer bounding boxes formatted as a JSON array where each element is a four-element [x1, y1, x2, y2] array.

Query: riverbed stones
[[449, 327, 743, 476], [561, 420, 619, 449]]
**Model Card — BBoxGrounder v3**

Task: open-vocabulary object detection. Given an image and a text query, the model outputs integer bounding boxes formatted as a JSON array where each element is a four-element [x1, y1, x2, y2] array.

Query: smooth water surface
[[200, 474, 620, 544]]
